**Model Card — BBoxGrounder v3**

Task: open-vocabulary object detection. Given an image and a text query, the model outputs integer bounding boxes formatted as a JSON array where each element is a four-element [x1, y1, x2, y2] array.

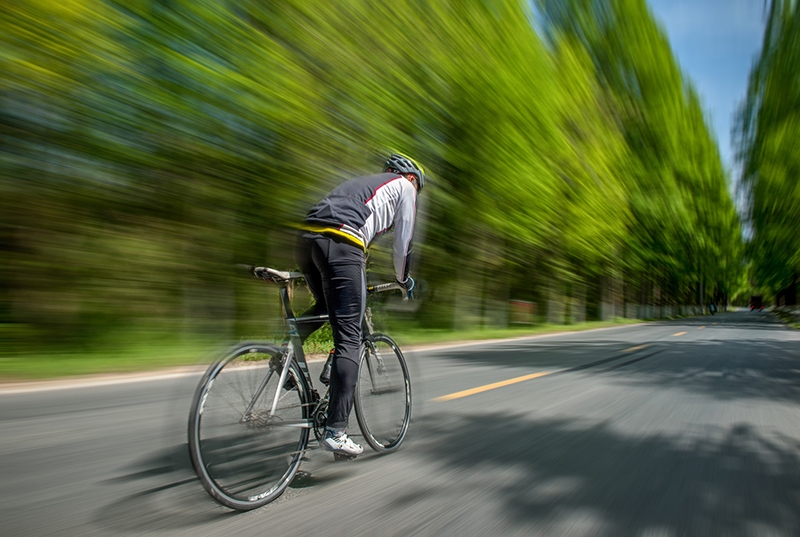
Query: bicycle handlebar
[[367, 281, 405, 295]]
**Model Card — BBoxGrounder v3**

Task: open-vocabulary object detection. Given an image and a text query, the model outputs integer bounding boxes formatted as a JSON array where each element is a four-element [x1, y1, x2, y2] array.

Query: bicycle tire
[[188, 342, 310, 510], [354, 333, 411, 452]]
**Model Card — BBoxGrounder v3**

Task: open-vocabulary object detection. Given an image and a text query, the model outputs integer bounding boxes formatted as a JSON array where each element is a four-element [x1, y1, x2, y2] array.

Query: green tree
[[737, 0, 800, 299]]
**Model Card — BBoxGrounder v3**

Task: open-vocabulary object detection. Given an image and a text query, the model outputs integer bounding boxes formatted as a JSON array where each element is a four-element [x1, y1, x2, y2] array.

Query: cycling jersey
[[302, 173, 417, 283]]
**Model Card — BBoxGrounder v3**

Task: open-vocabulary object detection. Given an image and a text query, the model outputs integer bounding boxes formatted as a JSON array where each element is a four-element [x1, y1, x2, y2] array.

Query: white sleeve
[[392, 180, 417, 282]]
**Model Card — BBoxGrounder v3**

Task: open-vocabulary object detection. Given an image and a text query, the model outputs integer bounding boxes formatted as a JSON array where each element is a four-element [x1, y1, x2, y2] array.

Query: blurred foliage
[[1, 0, 745, 358], [736, 0, 800, 298]]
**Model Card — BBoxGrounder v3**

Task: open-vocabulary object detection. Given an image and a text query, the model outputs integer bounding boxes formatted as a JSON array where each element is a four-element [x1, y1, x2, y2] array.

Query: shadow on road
[[93, 439, 362, 532], [92, 443, 234, 533], [398, 412, 800, 535], [603, 340, 800, 403]]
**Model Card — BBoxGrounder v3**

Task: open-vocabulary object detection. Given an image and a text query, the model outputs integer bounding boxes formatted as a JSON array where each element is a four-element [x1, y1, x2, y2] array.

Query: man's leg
[[295, 233, 328, 341], [315, 239, 366, 433]]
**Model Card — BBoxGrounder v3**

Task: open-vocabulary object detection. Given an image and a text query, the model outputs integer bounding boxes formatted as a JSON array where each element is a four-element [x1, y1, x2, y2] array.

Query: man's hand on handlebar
[[397, 276, 415, 299]]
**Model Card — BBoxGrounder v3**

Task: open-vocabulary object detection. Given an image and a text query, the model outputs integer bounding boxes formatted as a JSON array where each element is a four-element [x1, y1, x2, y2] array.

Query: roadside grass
[[0, 341, 216, 381], [0, 317, 652, 382]]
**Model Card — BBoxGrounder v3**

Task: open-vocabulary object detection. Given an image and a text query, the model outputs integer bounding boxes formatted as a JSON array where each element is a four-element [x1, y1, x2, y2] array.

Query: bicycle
[[188, 266, 412, 511]]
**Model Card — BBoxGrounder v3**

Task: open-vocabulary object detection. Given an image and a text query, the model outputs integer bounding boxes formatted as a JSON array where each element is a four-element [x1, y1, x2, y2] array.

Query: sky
[[646, 0, 766, 175]]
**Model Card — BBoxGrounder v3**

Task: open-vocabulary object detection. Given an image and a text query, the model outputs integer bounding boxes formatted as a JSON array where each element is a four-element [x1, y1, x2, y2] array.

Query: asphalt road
[[3, 309, 800, 536]]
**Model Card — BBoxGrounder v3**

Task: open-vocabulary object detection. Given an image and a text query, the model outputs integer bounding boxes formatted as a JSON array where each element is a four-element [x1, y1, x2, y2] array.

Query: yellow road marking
[[673, 332, 686, 336], [432, 372, 553, 402], [698, 326, 705, 329], [623, 344, 648, 353]]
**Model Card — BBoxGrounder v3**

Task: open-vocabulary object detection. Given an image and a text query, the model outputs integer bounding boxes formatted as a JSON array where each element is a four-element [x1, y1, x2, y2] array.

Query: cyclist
[[295, 153, 424, 457]]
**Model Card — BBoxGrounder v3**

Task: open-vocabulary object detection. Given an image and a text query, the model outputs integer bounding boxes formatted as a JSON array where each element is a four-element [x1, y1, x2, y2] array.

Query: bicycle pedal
[[333, 453, 358, 462]]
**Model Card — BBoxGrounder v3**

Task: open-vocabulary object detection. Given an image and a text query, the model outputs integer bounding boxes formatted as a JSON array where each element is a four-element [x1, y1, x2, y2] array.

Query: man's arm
[[392, 180, 417, 283]]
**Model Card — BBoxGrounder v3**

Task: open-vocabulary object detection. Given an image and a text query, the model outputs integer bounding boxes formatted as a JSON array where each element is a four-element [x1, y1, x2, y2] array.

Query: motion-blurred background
[[1, 0, 798, 377]]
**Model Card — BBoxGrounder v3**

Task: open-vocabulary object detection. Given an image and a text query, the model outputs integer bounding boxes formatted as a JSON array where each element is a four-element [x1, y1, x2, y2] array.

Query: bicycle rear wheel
[[188, 343, 310, 510], [354, 334, 411, 452]]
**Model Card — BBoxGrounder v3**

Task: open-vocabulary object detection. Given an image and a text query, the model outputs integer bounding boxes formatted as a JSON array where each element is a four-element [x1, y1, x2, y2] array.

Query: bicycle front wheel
[[354, 334, 411, 452], [188, 343, 310, 510]]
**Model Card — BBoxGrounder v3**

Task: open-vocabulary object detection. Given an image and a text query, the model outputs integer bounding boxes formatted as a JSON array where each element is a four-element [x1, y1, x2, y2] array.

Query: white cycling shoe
[[320, 430, 363, 456]]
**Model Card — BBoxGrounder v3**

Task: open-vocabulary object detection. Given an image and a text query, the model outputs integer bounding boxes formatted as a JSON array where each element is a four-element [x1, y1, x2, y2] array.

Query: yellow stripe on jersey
[[300, 225, 366, 251]]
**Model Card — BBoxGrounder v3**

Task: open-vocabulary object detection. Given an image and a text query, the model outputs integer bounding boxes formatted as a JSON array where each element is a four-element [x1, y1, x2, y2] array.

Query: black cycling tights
[[296, 233, 366, 431]]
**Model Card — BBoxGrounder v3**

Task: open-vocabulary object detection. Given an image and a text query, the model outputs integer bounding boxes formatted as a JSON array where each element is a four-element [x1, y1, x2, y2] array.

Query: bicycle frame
[[267, 283, 326, 417], [252, 267, 404, 423]]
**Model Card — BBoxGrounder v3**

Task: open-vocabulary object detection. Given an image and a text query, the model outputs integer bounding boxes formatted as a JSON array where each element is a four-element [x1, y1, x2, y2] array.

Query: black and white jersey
[[303, 173, 417, 282]]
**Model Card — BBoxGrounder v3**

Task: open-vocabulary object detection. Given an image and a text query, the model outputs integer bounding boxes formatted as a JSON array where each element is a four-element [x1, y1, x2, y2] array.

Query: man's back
[[304, 173, 417, 282]]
